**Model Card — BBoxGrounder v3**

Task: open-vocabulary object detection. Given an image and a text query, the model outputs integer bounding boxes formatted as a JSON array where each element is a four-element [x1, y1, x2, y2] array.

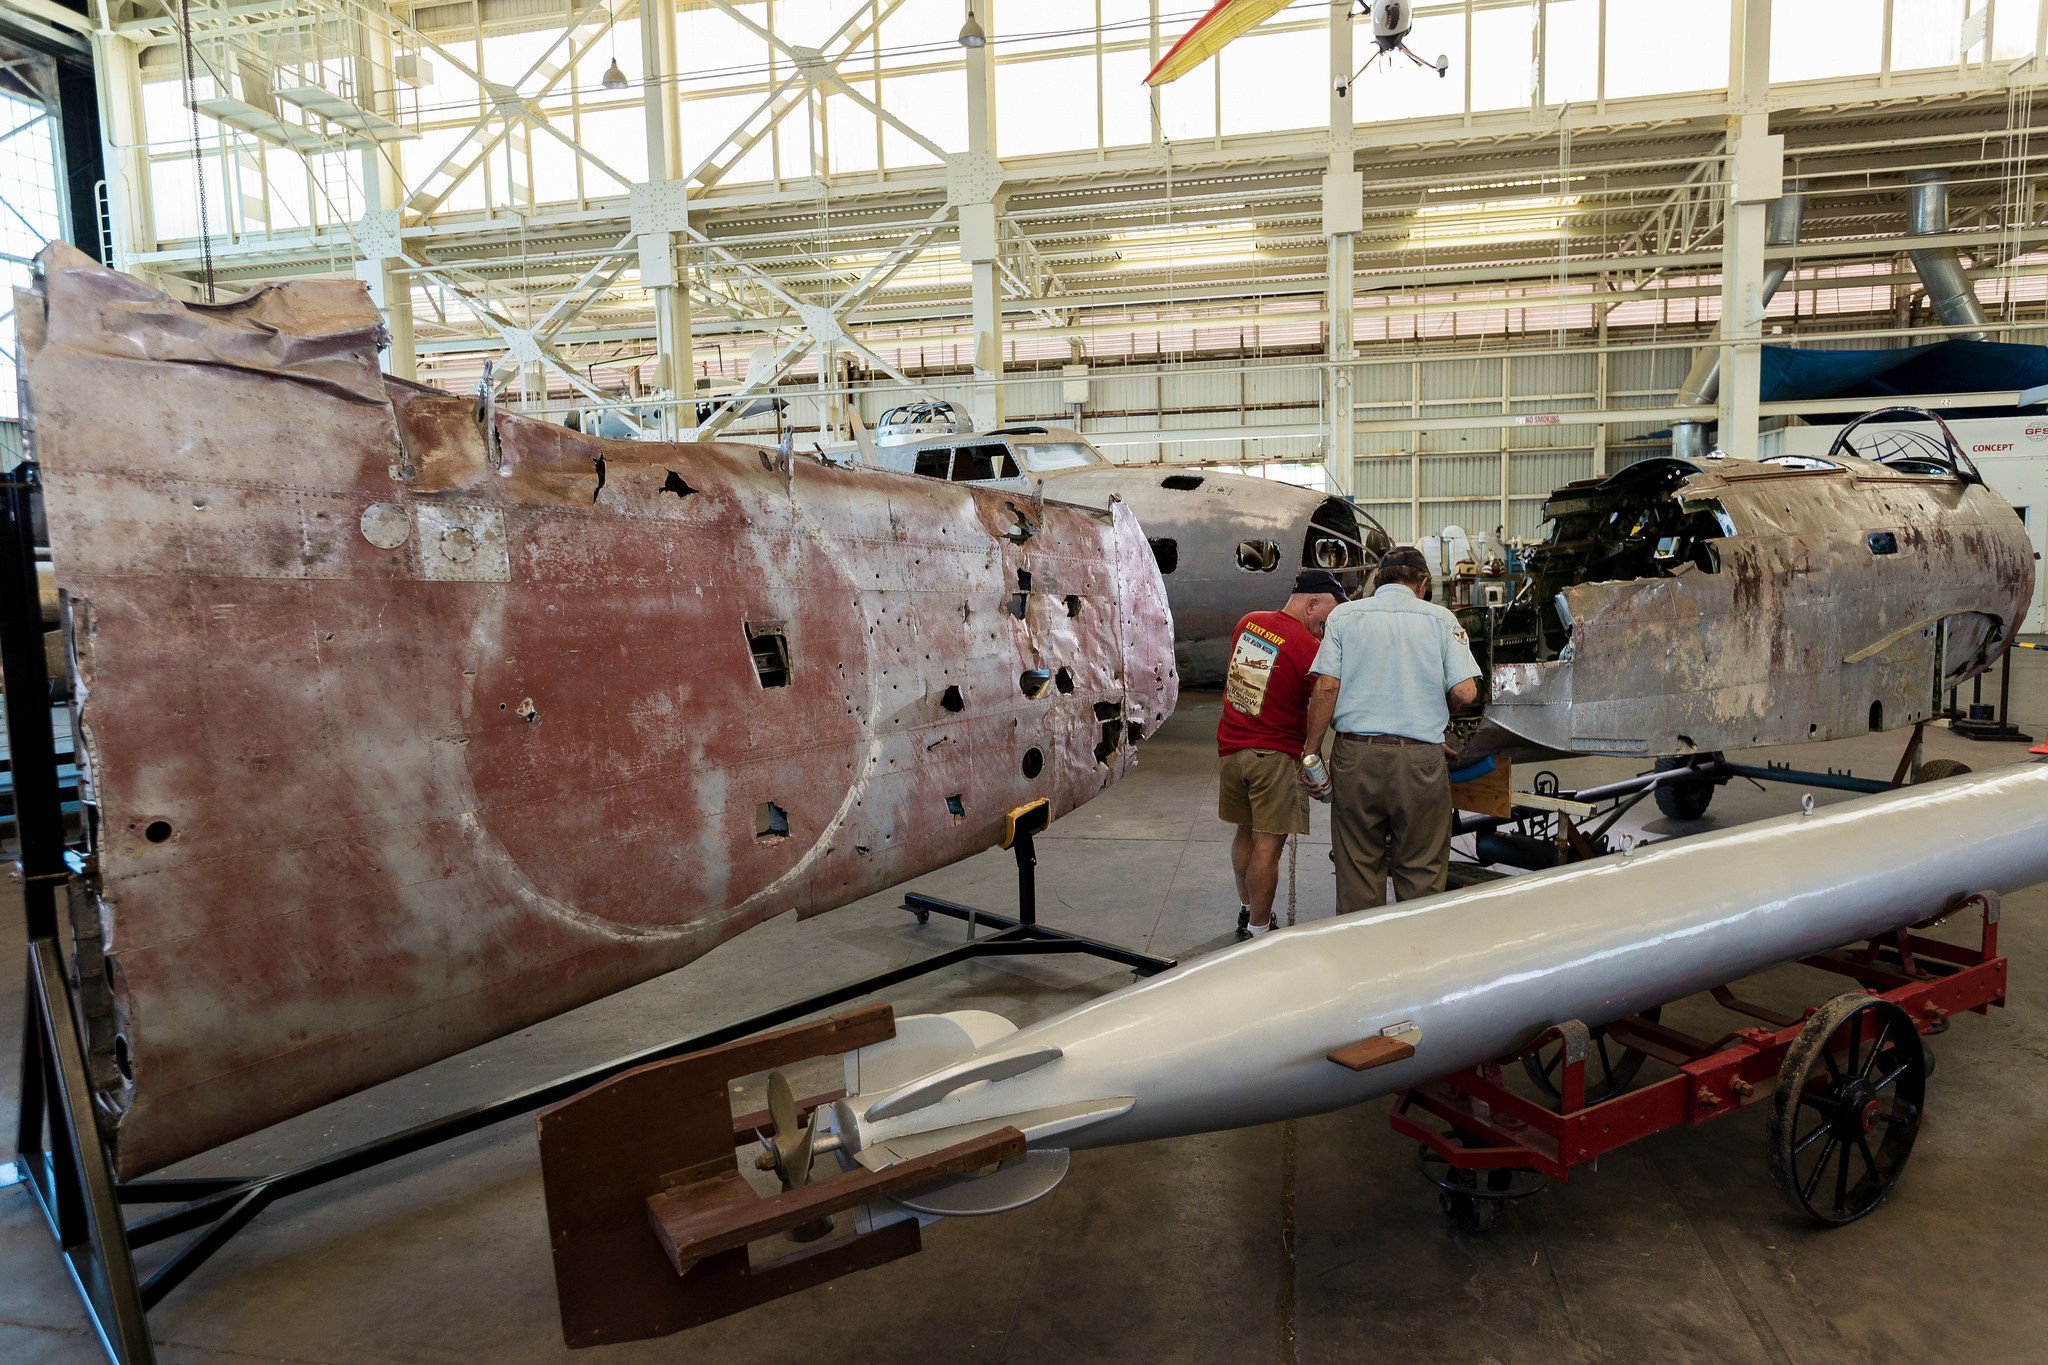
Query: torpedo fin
[[861, 1045, 1063, 1122]]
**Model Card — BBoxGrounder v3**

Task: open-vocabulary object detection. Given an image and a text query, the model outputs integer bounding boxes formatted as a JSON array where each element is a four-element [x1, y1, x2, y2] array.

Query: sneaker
[[1235, 906, 1251, 940]]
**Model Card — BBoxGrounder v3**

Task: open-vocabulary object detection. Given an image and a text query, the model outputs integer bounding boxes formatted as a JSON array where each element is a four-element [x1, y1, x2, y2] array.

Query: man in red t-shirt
[[1218, 569, 1349, 939]]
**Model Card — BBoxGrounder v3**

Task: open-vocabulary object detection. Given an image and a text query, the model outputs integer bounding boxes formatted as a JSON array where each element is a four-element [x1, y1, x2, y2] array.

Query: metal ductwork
[[1904, 169, 1988, 340], [1671, 185, 1805, 461]]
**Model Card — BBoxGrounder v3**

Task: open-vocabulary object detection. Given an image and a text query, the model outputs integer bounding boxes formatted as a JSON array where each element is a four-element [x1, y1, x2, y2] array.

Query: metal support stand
[[1951, 647, 2032, 743], [902, 797, 1177, 977]]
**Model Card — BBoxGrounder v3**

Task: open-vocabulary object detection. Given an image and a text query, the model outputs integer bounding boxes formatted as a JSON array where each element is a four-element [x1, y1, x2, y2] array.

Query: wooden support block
[[1327, 1036, 1417, 1071], [646, 1126, 1026, 1275], [534, 1003, 899, 1348], [1452, 757, 1513, 818]]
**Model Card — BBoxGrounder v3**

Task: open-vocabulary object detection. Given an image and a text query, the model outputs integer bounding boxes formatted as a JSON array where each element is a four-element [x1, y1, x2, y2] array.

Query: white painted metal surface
[[831, 762, 2048, 1189]]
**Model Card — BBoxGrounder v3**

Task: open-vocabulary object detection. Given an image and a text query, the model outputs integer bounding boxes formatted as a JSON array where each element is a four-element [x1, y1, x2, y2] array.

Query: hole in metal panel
[[113, 1034, 133, 1082], [1126, 720, 1145, 744], [945, 794, 964, 818], [1161, 474, 1204, 490], [1094, 722, 1120, 765], [745, 623, 791, 687], [755, 802, 790, 838], [941, 684, 965, 712], [143, 820, 173, 844], [1054, 667, 1074, 694], [1021, 747, 1044, 779], [1019, 669, 1053, 699], [1869, 700, 1884, 732], [1867, 530, 1899, 555], [660, 470, 697, 499], [1064, 594, 1081, 617], [1148, 538, 1178, 574], [1235, 539, 1282, 573]]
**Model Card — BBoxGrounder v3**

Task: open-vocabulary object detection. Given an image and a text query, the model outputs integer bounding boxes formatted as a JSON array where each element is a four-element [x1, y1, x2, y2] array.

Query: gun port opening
[[745, 623, 791, 687]]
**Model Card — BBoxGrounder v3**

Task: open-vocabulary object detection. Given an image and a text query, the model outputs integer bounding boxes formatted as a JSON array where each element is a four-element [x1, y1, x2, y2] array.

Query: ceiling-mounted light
[[601, 56, 628, 90], [958, 10, 987, 47]]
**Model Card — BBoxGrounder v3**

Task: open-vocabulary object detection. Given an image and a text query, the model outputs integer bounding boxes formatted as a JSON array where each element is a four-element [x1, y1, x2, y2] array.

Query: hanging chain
[[177, 0, 215, 300]]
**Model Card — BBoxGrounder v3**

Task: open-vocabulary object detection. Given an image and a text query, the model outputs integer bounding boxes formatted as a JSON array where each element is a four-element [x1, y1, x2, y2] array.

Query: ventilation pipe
[[1670, 183, 1806, 461], [1904, 169, 1989, 340]]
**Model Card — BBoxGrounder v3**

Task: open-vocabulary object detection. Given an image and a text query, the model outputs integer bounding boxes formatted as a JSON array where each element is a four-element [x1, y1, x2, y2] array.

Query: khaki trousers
[[1329, 736, 1451, 913]]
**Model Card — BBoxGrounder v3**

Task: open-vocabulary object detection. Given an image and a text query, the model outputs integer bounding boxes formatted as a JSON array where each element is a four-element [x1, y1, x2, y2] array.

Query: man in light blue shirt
[[1303, 546, 1482, 910]]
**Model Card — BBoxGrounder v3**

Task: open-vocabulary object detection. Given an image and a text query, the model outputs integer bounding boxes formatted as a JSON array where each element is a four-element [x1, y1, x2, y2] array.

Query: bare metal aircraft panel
[[20, 245, 1176, 1177]]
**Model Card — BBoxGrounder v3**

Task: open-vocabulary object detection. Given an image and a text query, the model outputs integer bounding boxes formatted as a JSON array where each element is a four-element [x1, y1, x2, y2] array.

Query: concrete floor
[[7, 650, 2048, 1363]]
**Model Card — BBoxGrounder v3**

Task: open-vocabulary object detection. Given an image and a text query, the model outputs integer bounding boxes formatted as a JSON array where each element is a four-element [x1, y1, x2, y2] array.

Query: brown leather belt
[[1336, 732, 1433, 747]]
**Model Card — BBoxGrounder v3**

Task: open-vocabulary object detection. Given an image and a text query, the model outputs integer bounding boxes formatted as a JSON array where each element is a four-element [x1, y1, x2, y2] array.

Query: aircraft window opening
[[755, 802, 790, 839], [745, 623, 791, 687], [1761, 455, 1842, 471], [1868, 531, 1899, 556], [1236, 539, 1283, 573], [1016, 442, 1096, 473], [1020, 669, 1053, 699], [913, 448, 951, 479], [1149, 538, 1179, 574], [1161, 474, 1205, 490], [1022, 747, 1045, 779], [952, 446, 1018, 481]]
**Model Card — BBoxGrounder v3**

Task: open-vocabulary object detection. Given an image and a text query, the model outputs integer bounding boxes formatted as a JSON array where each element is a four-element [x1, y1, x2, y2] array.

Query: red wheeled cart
[[1393, 890, 2006, 1230]]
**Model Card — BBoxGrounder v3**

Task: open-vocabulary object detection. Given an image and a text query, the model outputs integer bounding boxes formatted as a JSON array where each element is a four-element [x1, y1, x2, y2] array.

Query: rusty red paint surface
[[20, 246, 1176, 1177]]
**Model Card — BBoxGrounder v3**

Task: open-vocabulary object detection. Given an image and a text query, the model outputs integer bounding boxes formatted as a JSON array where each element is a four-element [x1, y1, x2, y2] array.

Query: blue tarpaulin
[[1757, 339, 2048, 405]]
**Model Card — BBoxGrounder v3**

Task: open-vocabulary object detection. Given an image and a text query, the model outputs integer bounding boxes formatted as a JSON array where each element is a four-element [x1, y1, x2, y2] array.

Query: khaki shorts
[[1218, 748, 1311, 836]]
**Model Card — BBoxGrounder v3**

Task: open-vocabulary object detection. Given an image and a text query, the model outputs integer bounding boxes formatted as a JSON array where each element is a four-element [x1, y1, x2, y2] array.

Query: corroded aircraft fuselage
[[1459, 449, 2034, 760]]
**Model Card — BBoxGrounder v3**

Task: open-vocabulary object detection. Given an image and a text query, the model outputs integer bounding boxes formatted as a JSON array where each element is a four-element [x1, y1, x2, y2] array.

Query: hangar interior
[[2, 1, 2048, 1362]]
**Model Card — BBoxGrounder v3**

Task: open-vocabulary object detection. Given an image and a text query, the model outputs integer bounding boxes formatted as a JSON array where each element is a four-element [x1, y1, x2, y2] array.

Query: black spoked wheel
[[1415, 1142, 1546, 1234], [1653, 755, 1718, 820], [1766, 994, 1926, 1226], [1523, 1007, 1663, 1107]]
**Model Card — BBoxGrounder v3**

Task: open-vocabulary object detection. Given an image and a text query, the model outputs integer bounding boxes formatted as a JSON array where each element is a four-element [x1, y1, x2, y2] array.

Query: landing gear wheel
[[1766, 993, 1926, 1226], [1914, 758, 1972, 783], [1653, 755, 1718, 820], [1523, 1007, 1662, 1106]]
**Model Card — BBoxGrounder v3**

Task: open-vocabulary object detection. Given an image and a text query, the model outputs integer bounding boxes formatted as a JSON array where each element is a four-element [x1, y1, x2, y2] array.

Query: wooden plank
[[730, 1089, 845, 1147], [1327, 1036, 1416, 1071], [647, 1126, 1026, 1275], [534, 1004, 897, 1348]]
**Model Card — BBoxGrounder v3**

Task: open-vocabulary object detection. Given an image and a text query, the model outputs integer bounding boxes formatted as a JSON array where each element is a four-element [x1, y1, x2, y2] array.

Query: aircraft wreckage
[[16, 244, 1178, 1178], [1452, 424, 2035, 764]]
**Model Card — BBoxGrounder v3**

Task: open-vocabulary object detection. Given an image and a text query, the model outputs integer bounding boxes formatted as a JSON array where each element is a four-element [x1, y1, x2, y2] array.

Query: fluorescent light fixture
[[1409, 195, 1580, 248], [1109, 219, 1263, 269]]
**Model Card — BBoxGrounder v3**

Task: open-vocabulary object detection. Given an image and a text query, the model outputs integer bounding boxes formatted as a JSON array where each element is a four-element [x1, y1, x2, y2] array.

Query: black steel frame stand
[[901, 798, 1177, 977], [1949, 647, 2032, 743]]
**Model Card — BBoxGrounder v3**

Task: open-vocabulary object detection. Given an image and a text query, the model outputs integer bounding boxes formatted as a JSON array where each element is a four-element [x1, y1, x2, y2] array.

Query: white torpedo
[[818, 760, 2048, 1216]]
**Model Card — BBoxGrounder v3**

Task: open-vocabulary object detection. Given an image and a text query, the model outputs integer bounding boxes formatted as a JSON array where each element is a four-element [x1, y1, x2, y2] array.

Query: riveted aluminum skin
[[850, 762, 2048, 1157], [19, 245, 1177, 1177]]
